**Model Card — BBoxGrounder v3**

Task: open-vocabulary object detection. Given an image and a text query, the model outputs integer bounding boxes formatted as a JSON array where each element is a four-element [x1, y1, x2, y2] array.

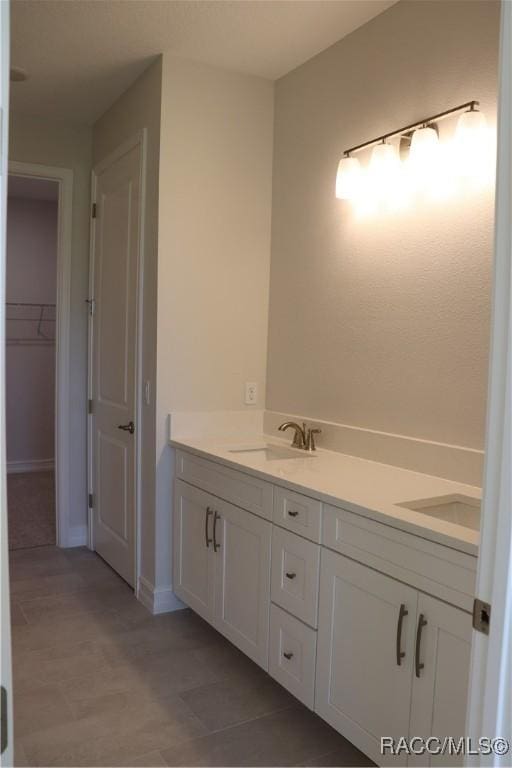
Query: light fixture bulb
[[335, 156, 361, 200]]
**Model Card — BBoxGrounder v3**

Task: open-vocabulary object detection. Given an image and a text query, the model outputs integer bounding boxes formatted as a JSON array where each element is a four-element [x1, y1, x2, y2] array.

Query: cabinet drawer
[[176, 450, 273, 520], [271, 527, 320, 627], [322, 504, 477, 612], [269, 603, 317, 709], [273, 486, 322, 542]]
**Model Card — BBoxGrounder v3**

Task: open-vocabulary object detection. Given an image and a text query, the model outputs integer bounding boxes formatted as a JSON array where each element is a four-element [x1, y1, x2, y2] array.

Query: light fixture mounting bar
[[344, 100, 479, 157]]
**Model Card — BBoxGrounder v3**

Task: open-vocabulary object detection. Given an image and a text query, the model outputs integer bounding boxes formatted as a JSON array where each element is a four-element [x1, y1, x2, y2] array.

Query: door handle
[[415, 614, 427, 677], [117, 421, 135, 435], [396, 603, 408, 666], [205, 507, 213, 548], [213, 511, 221, 552]]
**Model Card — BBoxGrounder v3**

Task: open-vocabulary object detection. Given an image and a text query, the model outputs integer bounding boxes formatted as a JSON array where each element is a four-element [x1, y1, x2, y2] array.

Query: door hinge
[[85, 298, 95, 316], [91, 202, 97, 219], [88, 493, 94, 509], [473, 597, 491, 635], [88, 398, 93, 414], [1, 685, 7, 754]]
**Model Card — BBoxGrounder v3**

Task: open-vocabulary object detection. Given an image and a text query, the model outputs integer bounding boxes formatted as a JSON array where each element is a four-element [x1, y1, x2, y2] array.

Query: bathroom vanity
[[170, 434, 480, 767]]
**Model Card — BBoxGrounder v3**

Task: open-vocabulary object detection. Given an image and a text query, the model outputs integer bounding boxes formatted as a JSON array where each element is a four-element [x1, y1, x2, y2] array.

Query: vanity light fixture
[[335, 100, 488, 208]]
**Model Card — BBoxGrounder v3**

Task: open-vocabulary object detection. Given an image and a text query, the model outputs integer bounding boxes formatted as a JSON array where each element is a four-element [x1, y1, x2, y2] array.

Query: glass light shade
[[335, 156, 361, 200], [369, 142, 408, 209], [409, 126, 440, 166], [454, 109, 490, 187], [455, 109, 487, 147], [409, 126, 441, 194]]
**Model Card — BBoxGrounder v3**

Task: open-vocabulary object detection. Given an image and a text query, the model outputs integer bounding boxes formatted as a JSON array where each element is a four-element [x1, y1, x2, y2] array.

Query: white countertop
[[170, 434, 481, 556]]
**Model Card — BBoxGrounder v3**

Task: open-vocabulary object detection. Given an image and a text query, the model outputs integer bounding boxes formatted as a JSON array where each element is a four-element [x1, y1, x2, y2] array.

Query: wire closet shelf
[[6, 302, 56, 346]]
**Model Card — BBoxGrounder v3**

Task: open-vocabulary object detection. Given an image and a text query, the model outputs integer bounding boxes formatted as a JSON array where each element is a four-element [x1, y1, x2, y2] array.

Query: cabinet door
[[315, 549, 418, 766], [213, 498, 271, 670], [409, 595, 472, 767], [173, 480, 215, 623]]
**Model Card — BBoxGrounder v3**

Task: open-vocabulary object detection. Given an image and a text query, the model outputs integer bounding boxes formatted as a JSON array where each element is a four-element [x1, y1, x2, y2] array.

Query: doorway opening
[[6, 161, 73, 551], [6, 174, 58, 550]]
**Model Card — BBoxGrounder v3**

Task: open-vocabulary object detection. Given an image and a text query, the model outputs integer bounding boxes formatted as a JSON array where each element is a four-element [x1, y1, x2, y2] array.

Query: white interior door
[[90, 138, 142, 587], [0, 0, 12, 764]]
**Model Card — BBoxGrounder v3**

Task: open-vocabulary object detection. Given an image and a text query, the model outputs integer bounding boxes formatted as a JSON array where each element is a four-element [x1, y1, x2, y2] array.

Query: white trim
[[88, 130, 146, 588], [67, 524, 88, 548], [137, 576, 186, 615], [7, 459, 54, 474], [466, 0, 512, 757], [8, 161, 73, 549]]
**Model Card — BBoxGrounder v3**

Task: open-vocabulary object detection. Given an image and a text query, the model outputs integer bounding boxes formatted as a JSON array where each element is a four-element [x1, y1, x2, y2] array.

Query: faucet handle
[[306, 428, 322, 452]]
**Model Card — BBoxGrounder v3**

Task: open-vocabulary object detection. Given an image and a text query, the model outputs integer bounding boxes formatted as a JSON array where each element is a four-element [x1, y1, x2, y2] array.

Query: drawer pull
[[285, 571, 297, 580], [283, 651, 294, 660], [288, 510, 299, 517], [415, 614, 427, 677], [396, 603, 408, 666], [213, 511, 221, 552], [205, 507, 213, 548]]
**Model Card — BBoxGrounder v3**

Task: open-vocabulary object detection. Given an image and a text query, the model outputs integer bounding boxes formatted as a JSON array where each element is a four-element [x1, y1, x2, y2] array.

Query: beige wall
[[9, 113, 92, 530], [156, 56, 274, 589], [267, 0, 499, 453], [6, 197, 57, 466], [93, 57, 162, 588]]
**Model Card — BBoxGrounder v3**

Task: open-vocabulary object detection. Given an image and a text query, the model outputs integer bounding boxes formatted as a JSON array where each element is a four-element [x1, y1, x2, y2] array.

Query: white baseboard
[[7, 458, 55, 474], [137, 576, 186, 615], [65, 525, 88, 548]]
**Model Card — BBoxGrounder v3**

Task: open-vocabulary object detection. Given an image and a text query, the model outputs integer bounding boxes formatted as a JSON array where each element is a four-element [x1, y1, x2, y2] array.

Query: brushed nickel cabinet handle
[[213, 511, 221, 552], [283, 651, 294, 660], [288, 510, 299, 517], [285, 572, 297, 580], [205, 507, 213, 548], [396, 603, 408, 666], [415, 614, 427, 677]]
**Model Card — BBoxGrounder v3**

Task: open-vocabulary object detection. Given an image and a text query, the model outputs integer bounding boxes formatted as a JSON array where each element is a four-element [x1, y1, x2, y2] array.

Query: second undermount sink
[[228, 444, 314, 461], [396, 494, 480, 531]]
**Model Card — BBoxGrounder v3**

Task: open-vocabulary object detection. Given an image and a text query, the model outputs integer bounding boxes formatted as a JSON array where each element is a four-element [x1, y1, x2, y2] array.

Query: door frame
[[87, 129, 147, 592], [7, 160, 73, 549]]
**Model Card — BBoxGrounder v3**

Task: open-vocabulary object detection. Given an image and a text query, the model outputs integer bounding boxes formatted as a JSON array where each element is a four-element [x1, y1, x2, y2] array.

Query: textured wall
[[6, 197, 57, 465], [157, 55, 274, 589], [267, 0, 499, 451]]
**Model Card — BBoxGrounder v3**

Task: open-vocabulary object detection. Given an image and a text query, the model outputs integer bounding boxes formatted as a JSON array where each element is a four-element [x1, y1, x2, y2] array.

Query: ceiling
[[10, 0, 397, 125]]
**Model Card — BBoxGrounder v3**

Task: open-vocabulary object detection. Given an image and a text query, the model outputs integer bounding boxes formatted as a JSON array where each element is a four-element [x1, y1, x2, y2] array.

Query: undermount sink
[[396, 494, 480, 531], [227, 444, 313, 461]]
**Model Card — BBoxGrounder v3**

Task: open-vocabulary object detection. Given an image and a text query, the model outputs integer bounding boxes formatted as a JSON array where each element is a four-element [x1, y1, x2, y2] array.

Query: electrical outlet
[[244, 382, 258, 405]]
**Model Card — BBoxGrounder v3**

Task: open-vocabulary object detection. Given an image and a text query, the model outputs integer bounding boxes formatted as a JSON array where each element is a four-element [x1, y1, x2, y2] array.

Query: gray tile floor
[[10, 546, 372, 767]]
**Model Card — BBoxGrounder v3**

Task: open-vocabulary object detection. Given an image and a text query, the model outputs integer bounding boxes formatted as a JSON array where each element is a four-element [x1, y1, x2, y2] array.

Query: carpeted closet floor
[[7, 470, 55, 550]]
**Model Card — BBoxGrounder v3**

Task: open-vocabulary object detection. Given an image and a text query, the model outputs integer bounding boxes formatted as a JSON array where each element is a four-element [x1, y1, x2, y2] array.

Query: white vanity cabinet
[[172, 449, 476, 767], [408, 594, 472, 768], [315, 548, 472, 767], [315, 549, 418, 766], [173, 478, 271, 669]]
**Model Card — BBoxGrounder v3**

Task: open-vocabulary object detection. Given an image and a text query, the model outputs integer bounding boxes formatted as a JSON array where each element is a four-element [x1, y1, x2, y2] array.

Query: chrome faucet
[[278, 421, 322, 451]]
